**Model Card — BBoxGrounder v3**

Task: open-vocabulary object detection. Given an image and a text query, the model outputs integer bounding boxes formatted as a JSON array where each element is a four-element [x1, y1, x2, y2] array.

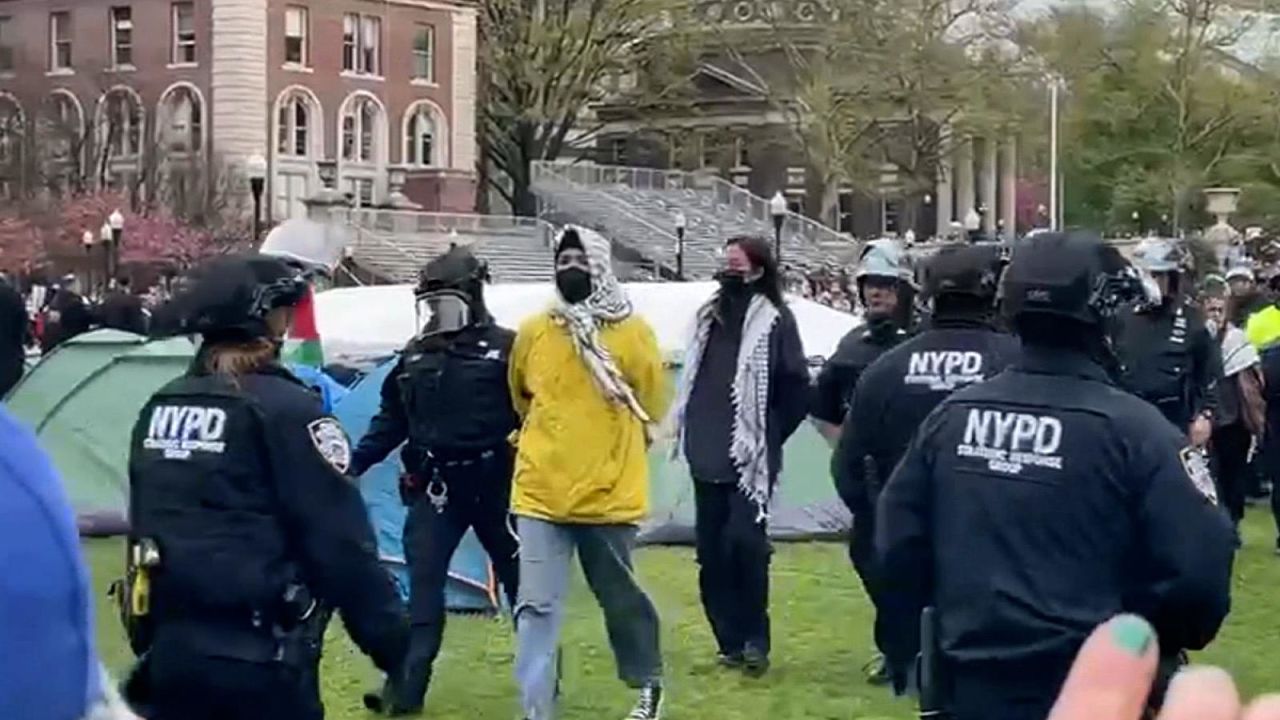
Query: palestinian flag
[[285, 286, 324, 368]]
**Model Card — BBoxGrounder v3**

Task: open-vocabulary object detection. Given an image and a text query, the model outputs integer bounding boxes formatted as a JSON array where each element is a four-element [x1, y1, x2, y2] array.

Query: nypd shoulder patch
[[1178, 446, 1218, 505], [308, 418, 352, 475]]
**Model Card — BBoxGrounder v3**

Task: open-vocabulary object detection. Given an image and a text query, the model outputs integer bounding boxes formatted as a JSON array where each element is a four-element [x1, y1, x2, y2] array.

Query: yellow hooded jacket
[[508, 312, 669, 524]]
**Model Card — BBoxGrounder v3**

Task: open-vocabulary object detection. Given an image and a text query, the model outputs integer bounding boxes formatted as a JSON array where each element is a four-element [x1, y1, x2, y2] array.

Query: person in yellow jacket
[[508, 226, 670, 720]]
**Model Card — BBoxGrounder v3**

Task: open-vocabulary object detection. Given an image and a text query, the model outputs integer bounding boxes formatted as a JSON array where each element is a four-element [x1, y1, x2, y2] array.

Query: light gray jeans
[[514, 516, 663, 720]]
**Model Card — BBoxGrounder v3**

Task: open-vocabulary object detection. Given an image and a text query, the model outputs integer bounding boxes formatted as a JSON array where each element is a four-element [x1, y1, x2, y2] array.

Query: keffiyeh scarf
[[1221, 325, 1259, 378], [669, 293, 781, 521], [550, 227, 651, 424]]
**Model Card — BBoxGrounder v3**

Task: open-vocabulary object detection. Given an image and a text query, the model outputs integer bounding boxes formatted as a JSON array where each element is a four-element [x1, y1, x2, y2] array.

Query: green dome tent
[[3, 330, 196, 535]]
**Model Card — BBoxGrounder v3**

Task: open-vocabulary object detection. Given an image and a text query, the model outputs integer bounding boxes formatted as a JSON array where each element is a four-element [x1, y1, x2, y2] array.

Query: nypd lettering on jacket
[[957, 408, 1064, 474], [905, 351, 986, 391], [143, 405, 228, 459]]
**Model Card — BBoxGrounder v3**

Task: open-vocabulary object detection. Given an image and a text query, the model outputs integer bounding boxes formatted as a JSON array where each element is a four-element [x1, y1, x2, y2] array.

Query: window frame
[[411, 24, 434, 83], [49, 11, 73, 72], [276, 94, 310, 158], [405, 106, 438, 167], [103, 93, 141, 159], [341, 97, 378, 164], [109, 6, 134, 70], [342, 12, 382, 77], [171, 2, 196, 66], [0, 16, 13, 73], [283, 5, 308, 67]]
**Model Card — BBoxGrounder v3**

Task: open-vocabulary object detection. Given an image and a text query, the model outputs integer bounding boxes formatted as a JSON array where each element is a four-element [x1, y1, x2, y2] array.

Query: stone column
[[981, 137, 998, 235], [1000, 136, 1018, 237], [935, 127, 954, 235], [955, 137, 975, 227]]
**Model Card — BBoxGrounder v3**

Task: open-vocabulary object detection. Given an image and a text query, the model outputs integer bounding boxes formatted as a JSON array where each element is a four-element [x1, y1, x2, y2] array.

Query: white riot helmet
[[855, 239, 912, 284]]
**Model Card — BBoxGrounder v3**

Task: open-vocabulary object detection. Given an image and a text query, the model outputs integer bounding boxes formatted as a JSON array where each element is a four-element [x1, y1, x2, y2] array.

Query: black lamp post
[[247, 153, 267, 242], [98, 220, 112, 294], [769, 191, 786, 261], [81, 230, 95, 294], [673, 211, 686, 280], [107, 209, 124, 286]]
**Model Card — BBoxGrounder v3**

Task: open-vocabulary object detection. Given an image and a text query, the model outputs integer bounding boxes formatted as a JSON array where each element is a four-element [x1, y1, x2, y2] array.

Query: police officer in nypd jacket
[[832, 243, 1019, 693], [127, 254, 408, 720], [350, 245, 521, 717], [876, 231, 1233, 720]]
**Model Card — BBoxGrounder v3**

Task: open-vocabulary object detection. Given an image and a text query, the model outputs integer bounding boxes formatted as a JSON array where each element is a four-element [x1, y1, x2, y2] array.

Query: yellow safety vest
[[1245, 305, 1280, 350]]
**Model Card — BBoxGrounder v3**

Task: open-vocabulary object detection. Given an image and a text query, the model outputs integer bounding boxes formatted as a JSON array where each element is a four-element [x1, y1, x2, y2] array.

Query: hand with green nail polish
[[1049, 614, 1280, 720]]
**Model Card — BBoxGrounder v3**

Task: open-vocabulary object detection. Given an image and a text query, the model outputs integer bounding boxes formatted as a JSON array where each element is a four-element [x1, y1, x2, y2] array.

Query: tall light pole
[[99, 220, 112, 294], [246, 153, 267, 242], [769, 191, 787, 262], [107, 209, 124, 286], [673, 211, 686, 281], [82, 230, 95, 294], [1049, 77, 1061, 231]]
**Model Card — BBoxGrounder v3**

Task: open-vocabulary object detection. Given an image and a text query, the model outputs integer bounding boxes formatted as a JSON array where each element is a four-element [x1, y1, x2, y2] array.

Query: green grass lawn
[[87, 509, 1280, 720]]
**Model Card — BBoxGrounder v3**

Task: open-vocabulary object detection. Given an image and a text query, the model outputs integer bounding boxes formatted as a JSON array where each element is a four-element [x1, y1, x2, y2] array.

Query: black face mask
[[716, 270, 757, 297], [556, 268, 593, 304]]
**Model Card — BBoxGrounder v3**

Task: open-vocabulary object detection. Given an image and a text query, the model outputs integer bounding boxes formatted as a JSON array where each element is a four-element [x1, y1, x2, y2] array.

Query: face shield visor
[[414, 290, 472, 337]]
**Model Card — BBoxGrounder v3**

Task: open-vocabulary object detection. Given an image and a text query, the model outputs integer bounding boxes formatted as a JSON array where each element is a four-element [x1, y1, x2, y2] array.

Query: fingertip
[[1108, 614, 1157, 658], [1161, 666, 1240, 720], [1048, 615, 1158, 720], [1243, 695, 1280, 720]]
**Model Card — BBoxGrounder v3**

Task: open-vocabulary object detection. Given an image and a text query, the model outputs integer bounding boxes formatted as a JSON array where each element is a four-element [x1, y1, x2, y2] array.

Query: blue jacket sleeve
[[349, 359, 409, 477], [1126, 429, 1234, 652]]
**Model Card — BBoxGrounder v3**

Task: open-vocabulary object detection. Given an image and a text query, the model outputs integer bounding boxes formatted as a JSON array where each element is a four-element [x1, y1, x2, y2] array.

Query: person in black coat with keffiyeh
[[668, 235, 810, 677]]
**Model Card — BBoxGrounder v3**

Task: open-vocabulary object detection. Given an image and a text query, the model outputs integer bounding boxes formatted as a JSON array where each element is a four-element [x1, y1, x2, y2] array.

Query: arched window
[[40, 92, 83, 163], [0, 95, 23, 168], [98, 89, 144, 159], [403, 102, 447, 167], [341, 95, 380, 163], [277, 93, 311, 157], [158, 85, 202, 154]]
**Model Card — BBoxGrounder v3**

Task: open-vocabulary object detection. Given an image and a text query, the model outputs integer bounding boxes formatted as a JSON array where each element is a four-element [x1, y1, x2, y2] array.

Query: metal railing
[[344, 209, 556, 248], [534, 162, 689, 273], [533, 160, 851, 249]]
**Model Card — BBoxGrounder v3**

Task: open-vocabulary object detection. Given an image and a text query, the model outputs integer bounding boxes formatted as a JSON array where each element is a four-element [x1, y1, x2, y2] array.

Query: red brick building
[[0, 0, 478, 219]]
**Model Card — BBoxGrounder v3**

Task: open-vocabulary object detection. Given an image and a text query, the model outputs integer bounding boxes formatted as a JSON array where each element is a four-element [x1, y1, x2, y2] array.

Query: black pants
[[392, 449, 520, 708], [693, 481, 771, 656], [1212, 423, 1251, 523], [849, 509, 918, 685], [144, 626, 323, 720]]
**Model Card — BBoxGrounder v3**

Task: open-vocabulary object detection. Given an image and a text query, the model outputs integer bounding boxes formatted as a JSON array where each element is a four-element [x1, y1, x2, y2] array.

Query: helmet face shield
[[414, 290, 472, 337]]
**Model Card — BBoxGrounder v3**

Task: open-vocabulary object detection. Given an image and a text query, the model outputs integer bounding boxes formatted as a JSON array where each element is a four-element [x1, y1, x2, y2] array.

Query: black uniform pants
[[1212, 422, 1251, 524], [144, 624, 323, 720], [393, 450, 520, 707], [693, 480, 771, 656]]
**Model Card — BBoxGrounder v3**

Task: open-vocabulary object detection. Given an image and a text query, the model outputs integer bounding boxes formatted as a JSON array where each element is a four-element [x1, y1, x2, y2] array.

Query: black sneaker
[[863, 653, 892, 686], [742, 645, 770, 678], [716, 651, 744, 669], [625, 683, 663, 720]]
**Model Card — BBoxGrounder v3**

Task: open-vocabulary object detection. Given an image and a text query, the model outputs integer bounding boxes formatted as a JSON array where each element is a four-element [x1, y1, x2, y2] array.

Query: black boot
[[362, 668, 429, 716]]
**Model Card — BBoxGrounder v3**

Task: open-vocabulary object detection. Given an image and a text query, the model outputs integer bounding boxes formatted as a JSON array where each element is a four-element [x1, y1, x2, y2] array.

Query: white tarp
[[315, 281, 860, 367]]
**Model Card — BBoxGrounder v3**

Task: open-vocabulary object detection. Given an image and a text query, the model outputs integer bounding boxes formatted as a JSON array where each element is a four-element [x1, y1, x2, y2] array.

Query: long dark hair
[[725, 235, 785, 308]]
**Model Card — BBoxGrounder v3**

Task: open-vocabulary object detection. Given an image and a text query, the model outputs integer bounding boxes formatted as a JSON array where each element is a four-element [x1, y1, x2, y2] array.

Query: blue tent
[[332, 356, 499, 612]]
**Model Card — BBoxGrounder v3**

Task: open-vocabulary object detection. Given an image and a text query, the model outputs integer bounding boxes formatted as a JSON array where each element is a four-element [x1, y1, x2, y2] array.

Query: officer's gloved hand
[[1046, 615, 1280, 720]]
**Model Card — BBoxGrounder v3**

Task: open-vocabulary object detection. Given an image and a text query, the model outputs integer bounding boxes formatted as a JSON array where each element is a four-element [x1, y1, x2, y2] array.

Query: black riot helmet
[[923, 244, 1004, 303], [413, 244, 491, 336], [150, 253, 309, 342], [1001, 231, 1153, 332]]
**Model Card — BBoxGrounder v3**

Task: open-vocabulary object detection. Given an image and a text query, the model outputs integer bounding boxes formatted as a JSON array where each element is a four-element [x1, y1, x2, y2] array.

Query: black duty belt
[[425, 447, 497, 467]]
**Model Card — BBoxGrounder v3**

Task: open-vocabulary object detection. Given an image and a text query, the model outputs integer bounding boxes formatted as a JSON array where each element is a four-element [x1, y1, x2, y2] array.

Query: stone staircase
[[344, 211, 555, 284], [531, 161, 850, 279]]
